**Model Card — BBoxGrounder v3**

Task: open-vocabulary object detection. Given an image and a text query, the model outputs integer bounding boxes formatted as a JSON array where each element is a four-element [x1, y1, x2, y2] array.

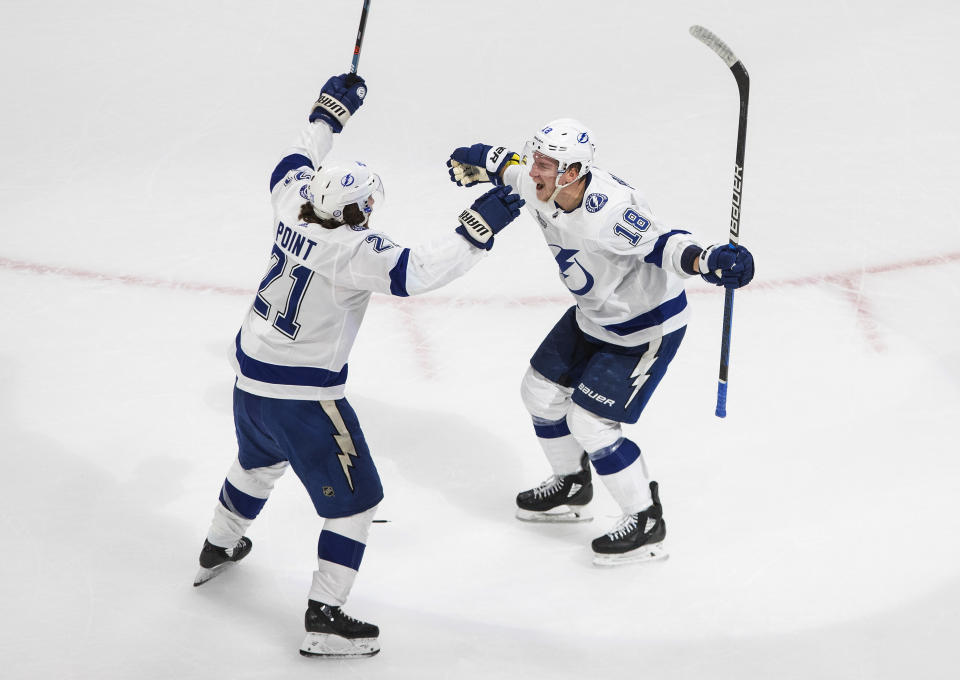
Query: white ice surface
[[2, 1, 959, 678]]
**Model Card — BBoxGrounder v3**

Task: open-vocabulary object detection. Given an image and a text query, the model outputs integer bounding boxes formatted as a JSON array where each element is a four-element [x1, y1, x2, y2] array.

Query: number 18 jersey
[[503, 164, 702, 347]]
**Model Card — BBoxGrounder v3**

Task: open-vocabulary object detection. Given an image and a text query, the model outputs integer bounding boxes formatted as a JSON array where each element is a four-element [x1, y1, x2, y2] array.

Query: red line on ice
[[0, 257, 251, 297], [3, 252, 958, 303], [5, 251, 958, 357]]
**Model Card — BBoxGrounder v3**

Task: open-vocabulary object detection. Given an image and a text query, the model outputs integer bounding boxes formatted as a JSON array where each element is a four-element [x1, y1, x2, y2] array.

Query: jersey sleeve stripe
[[388, 248, 411, 297], [642, 229, 692, 267], [601, 291, 687, 336], [235, 333, 347, 387], [269, 153, 314, 192]]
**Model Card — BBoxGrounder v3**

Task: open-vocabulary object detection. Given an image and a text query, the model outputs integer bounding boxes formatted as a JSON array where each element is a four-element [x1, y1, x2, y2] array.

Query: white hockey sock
[[565, 406, 654, 515], [533, 418, 584, 476], [207, 504, 253, 549], [309, 505, 378, 606], [521, 367, 583, 475], [597, 457, 652, 515], [206, 460, 288, 548]]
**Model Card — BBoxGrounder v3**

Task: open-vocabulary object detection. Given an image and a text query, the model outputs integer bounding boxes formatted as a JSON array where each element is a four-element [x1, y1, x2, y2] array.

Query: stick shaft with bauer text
[[689, 25, 750, 418]]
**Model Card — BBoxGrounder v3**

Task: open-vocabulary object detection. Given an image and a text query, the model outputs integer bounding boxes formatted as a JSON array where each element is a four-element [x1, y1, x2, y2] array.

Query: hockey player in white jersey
[[194, 72, 523, 658], [446, 119, 754, 566]]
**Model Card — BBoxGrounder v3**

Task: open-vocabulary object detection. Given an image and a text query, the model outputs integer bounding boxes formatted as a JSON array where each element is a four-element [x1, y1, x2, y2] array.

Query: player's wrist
[[681, 245, 703, 275]]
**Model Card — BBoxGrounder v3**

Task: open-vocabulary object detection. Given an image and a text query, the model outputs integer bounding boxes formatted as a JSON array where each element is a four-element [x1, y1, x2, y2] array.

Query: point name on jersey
[[276, 221, 318, 260]]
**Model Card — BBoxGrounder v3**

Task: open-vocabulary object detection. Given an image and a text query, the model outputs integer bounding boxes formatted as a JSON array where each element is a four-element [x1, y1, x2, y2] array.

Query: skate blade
[[299, 632, 380, 658], [592, 542, 669, 567], [516, 505, 593, 523], [193, 562, 234, 587]]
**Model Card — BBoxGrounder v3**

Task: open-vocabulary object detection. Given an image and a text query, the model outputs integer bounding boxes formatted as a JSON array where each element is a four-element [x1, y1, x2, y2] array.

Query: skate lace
[[606, 513, 639, 540], [532, 475, 563, 499], [332, 607, 363, 625], [226, 537, 247, 557]]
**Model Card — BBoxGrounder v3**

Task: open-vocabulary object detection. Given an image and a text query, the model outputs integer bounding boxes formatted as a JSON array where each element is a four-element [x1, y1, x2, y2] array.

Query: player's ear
[[564, 163, 582, 183]]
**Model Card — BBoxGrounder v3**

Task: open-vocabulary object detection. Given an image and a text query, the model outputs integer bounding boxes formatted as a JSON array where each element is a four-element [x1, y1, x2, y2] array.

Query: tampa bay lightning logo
[[341, 174, 355, 187], [577, 132, 589, 143], [549, 245, 595, 296], [585, 193, 608, 213], [299, 185, 311, 200]]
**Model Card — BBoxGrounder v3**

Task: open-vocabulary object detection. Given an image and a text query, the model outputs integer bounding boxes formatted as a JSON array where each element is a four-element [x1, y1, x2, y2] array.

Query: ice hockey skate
[[516, 452, 594, 522], [592, 481, 668, 566], [299, 600, 380, 658], [193, 536, 253, 586]]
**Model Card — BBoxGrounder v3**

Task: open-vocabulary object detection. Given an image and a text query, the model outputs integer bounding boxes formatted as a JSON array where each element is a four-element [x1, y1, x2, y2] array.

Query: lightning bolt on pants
[[225, 386, 383, 518]]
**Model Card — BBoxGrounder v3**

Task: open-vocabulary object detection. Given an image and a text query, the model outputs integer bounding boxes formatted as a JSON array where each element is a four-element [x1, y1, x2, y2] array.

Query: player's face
[[528, 152, 560, 201]]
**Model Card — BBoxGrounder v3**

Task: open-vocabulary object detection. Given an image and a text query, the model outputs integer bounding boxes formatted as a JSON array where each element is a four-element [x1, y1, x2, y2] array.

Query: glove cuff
[[698, 245, 722, 285], [456, 209, 495, 250], [486, 148, 520, 184], [310, 93, 352, 131]]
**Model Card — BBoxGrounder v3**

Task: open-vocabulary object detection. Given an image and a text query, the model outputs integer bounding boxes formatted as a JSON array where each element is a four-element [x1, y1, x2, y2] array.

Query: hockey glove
[[699, 244, 755, 289], [447, 144, 520, 187], [455, 186, 525, 250], [309, 73, 367, 133]]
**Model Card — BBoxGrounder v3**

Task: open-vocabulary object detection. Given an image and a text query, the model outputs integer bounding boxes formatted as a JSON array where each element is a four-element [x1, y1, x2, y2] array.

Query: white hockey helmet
[[522, 118, 596, 183], [307, 161, 384, 224]]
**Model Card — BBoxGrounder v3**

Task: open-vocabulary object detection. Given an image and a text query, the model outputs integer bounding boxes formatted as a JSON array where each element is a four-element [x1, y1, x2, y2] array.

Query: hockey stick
[[689, 25, 750, 419], [350, 0, 371, 74]]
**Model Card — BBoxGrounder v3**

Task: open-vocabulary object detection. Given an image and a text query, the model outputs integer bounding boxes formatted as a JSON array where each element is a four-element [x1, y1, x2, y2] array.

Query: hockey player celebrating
[[446, 119, 754, 566], [194, 72, 523, 657]]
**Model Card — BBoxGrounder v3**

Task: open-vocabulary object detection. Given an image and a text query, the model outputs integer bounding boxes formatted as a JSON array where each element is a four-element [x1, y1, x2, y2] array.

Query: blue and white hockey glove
[[699, 244, 755, 289], [455, 186, 525, 250], [309, 73, 367, 133], [447, 144, 520, 187]]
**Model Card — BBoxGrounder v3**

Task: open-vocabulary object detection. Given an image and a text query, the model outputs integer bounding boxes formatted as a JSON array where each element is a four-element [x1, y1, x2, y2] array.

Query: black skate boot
[[516, 452, 594, 522], [300, 600, 380, 658], [592, 481, 668, 566], [193, 536, 252, 586]]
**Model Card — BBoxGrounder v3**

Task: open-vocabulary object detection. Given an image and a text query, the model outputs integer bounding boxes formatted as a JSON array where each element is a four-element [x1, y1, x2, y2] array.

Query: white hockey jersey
[[503, 164, 701, 347], [231, 122, 487, 400]]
